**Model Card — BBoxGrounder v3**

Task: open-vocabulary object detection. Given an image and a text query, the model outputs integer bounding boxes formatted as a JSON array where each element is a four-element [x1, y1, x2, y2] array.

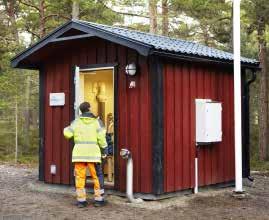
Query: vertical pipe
[[126, 156, 142, 202], [194, 157, 198, 194], [120, 149, 143, 203], [233, 0, 243, 192], [244, 71, 256, 180], [126, 157, 133, 200], [15, 98, 18, 164], [241, 70, 248, 178]]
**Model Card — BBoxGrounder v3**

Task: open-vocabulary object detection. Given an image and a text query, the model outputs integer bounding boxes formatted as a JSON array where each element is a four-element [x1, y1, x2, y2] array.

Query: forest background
[[0, 0, 268, 170]]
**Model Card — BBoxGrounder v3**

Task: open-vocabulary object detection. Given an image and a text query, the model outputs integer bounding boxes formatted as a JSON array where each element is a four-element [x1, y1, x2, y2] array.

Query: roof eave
[[11, 20, 153, 69], [151, 50, 260, 70], [11, 20, 74, 68]]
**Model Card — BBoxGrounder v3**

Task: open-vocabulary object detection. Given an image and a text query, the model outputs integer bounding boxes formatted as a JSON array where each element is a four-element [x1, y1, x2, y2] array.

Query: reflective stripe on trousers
[[74, 162, 103, 202], [76, 188, 86, 202]]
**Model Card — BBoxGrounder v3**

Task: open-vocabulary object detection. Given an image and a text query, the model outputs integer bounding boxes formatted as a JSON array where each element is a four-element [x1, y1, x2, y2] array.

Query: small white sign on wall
[[50, 164, 56, 175], [49, 93, 65, 106]]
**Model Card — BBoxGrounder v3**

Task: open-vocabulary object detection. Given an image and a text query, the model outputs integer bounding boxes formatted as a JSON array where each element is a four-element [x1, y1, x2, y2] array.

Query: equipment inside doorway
[[79, 68, 114, 186]]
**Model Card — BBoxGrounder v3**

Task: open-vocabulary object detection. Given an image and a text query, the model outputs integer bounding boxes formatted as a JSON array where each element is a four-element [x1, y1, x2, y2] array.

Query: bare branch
[[25, 26, 40, 39], [114, 11, 149, 19], [43, 14, 71, 21], [215, 16, 230, 22], [19, 0, 40, 12], [97, 0, 150, 19]]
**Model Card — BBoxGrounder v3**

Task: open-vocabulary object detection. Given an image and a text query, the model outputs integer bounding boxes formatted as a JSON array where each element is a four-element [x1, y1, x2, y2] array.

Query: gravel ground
[[1, 163, 269, 220]]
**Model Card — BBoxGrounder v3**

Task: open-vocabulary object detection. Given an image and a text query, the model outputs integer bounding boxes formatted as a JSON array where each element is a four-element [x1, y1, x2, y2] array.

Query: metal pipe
[[120, 149, 143, 203], [242, 70, 256, 180], [246, 71, 257, 168], [246, 71, 257, 87], [194, 157, 198, 194], [126, 156, 134, 200], [194, 146, 200, 194], [233, 0, 243, 192]]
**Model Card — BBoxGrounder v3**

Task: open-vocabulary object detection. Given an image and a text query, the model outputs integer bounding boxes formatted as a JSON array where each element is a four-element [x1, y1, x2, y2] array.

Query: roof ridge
[[11, 19, 259, 68], [76, 19, 243, 59], [77, 19, 192, 43]]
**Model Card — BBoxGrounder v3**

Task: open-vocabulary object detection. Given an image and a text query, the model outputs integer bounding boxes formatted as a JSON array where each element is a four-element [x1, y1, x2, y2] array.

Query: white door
[[74, 66, 80, 118]]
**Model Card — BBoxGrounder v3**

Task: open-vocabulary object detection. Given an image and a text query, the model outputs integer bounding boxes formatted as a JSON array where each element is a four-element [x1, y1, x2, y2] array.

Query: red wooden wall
[[163, 61, 235, 192], [43, 38, 152, 193], [41, 36, 235, 195]]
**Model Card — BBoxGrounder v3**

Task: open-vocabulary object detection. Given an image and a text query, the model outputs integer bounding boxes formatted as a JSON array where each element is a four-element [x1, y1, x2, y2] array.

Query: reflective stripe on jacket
[[63, 114, 107, 163]]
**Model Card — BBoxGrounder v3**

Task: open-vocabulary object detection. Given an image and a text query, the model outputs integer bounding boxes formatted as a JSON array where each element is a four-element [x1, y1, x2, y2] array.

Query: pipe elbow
[[121, 148, 143, 203], [127, 195, 143, 203]]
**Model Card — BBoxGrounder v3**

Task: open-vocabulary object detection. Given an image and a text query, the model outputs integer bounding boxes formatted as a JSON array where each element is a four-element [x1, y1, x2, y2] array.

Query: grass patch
[[0, 154, 38, 166], [251, 158, 269, 172]]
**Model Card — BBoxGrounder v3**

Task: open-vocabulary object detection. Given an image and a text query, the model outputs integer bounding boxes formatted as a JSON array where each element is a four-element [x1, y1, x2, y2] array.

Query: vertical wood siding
[[43, 38, 152, 193], [163, 61, 235, 192]]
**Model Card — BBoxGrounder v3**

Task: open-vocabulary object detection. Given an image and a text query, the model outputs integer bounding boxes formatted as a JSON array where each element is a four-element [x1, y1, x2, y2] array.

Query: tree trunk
[[3, 0, 19, 41], [72, 0, 80, 20], [149, 0, 157, 34], [23, 75, 31, 153], [201, 24, 210, 46], [257, 18, 269, 160], [39, 0, 46, 38], [228, 6, 233, 51], [162, 0, 168, 36], [15, 97, 18, 163]]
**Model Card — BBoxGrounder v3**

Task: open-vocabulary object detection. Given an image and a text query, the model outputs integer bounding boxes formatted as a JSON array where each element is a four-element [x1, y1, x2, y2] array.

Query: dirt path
[[1, 164, 269, 220]]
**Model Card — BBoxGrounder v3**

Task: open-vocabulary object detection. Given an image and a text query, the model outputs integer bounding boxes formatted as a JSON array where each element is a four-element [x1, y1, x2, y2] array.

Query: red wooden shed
[[11, 20, 259, 199]]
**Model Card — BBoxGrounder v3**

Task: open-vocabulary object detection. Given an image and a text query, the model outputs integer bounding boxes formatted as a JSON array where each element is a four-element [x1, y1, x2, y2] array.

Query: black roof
[[11, 19, 259, 69]]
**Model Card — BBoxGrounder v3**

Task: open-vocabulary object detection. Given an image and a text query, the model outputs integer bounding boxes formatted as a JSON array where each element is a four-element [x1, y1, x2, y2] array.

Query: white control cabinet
[[195, 99, 222, 144]]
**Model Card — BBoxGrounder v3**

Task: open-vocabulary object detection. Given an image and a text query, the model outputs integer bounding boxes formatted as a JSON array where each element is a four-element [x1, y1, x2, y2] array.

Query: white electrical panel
[[195, 99, 222, 144]]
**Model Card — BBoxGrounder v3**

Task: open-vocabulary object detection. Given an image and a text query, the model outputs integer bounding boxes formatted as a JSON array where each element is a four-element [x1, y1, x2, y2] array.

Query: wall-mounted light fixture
[[125, 63, 137, 76]]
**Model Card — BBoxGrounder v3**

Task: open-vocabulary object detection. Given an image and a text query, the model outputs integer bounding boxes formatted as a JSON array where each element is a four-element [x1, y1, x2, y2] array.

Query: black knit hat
[[79, 102, 91, 113]]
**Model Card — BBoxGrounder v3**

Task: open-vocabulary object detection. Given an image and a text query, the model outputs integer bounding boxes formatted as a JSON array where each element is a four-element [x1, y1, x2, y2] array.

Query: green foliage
[[0, 0, 266, 170], [18, 0, 123, 41], [251, 157, 269, 171], [0, 153, 38, 165], [170, 0, 232, 48], [79, 0, 122, 24], [0, 0, 124, 165]]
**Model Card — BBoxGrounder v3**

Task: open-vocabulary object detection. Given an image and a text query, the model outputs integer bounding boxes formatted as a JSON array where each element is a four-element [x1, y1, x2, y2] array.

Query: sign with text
[[49, 93, 65, 106]]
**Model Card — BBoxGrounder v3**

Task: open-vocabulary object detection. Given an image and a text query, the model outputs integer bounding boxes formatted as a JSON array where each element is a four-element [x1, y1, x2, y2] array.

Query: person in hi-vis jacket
[[63, 102, 107, 208]]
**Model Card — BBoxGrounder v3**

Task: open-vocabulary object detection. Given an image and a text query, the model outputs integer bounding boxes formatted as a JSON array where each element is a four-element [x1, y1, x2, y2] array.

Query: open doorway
[[77, 67, 115, 187]]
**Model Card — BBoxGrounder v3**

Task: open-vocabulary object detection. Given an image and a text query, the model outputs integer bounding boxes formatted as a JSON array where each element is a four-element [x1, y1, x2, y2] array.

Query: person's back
[[63, 102, 107, 208], [71, 115, 105, 162]]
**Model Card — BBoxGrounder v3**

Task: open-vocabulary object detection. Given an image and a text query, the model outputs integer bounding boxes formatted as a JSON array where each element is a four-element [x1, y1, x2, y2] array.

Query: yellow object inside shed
[[79, 69, 114, 121], [79, 68, 114, 184]]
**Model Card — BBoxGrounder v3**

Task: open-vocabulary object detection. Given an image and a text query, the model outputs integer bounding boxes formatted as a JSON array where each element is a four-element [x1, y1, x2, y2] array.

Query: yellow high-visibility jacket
[[63, 115, 107, 163]]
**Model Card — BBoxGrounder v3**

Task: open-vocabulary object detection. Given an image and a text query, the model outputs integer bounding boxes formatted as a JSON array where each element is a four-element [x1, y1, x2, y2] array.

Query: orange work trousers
[[74, 162, 102, 202]]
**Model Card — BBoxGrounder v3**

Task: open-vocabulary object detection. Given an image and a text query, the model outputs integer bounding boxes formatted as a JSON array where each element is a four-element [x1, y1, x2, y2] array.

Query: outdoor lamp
[[125, 63, 136, 76]]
